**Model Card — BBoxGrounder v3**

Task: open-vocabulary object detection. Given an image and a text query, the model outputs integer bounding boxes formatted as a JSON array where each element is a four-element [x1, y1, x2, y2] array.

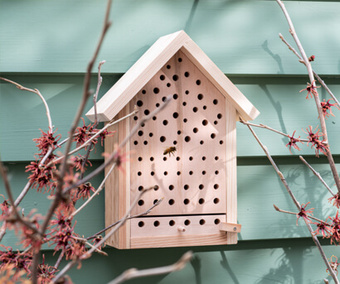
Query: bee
[[163, 146, 176, 157]]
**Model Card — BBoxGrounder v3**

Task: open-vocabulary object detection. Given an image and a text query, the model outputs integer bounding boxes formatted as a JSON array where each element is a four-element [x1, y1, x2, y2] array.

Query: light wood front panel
[[128, 49, 227, 217]]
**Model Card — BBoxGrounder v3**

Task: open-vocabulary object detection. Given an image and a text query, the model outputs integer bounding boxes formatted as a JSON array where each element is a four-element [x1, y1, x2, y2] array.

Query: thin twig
[[299, 156, 335, 196], [108, 251, 193, 284], [279, 33, 340, 108], [93, 60, 105, 126], [69, 162, 116, 219], [0, 77, 53, 132], [0, 161, 42, 237], [87, 197, 163, 240], [274, 204, 327, 225], [240, 120, 309, 142]]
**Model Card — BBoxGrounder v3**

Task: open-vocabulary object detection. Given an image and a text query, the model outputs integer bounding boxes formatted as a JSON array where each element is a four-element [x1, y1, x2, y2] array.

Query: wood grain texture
[[1, 1, 340, 75], [104, 108, 131, 249], [225, 102, 238, 244]]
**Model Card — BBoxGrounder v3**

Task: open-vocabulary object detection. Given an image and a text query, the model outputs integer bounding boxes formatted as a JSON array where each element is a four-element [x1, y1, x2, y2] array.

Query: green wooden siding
[[1, 0, 340, 283], [1, 1, 340, 75]]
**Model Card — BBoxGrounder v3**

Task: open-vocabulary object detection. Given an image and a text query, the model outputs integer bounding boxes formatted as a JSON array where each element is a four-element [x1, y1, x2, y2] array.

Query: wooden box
[[86, 31, 259, 249]]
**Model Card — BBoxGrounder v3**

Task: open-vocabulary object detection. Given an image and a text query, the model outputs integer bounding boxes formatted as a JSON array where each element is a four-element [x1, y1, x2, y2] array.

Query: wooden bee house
[[86, 30, 259, 249]]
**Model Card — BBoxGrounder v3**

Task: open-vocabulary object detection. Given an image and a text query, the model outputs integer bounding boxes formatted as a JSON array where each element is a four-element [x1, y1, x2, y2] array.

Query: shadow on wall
[[255, 246, 306, 284]]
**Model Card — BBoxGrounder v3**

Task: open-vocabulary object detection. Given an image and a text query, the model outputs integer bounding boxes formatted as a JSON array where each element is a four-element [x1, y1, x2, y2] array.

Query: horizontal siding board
[[2, 75, 340, 161], [1, 161, 338, 247], [0, 75, 119, 161], [45, 240, 339, 283], [0, 1, 340, 75]]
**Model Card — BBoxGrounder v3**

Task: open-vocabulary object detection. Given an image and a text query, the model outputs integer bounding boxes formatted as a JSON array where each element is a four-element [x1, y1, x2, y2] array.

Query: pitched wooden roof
[[86, 30, 259, 122]]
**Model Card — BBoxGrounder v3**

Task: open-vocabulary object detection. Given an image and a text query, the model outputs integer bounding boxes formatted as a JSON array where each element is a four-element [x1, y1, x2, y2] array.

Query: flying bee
[[163, 146, 176, 157]]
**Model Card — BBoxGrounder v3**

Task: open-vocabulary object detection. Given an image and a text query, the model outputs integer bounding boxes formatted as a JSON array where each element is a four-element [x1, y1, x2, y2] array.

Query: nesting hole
[[154, 221, 160, 227], [169, 199, 175, 205], [214, 219, 220, 225], [169, 220, 175, 226], [138, 200, 144, 206], [184, 219, 191, 226], [138, 221, 144, 227], [199, 198, 205, 204], [160, 136, 166, 142], [169, 185, 174, 191], [184, 199, 190, 205], [213, 198, 220, 204], [199, 219, 205, 225]]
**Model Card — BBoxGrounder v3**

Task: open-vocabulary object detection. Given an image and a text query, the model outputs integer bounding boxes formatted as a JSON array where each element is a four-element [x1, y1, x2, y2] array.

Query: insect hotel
[[86, 30, 259, 249]]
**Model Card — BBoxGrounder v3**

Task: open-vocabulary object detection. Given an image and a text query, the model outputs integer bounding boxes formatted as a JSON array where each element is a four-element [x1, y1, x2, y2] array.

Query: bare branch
[[108, 251, 193, 284], [245, 122, 339, 283], [87, 197, 163, 240], [299, 156, 335, 196], [0, 77, 53, 132], [31, 1, 113, 282], [52, 186, 156, 283], [275, 0, 340, 193], [49, 109, 138, 166], [93, 60, 105, 126], [279, 33, 340, 108]]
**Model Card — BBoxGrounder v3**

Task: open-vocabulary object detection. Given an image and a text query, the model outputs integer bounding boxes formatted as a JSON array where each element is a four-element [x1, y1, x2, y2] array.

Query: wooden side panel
[[104, 106, 131, 249], [226, 104, 238, 244]]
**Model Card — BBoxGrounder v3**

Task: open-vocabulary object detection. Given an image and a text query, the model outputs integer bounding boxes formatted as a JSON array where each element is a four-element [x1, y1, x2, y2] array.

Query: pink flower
[[286, 131, 302, 154], [300, 81, 320, 99]]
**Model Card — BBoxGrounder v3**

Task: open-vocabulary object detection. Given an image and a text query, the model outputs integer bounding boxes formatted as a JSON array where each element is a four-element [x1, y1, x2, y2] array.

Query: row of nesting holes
[[136, 169, 221, 176], [137, 197, 220, 207], [133, 123, 224, 146], [135, 99, 222, 121], [136, 92, 220, 113], [138, 218, 221, 228], [137, 155, 220, 163]]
